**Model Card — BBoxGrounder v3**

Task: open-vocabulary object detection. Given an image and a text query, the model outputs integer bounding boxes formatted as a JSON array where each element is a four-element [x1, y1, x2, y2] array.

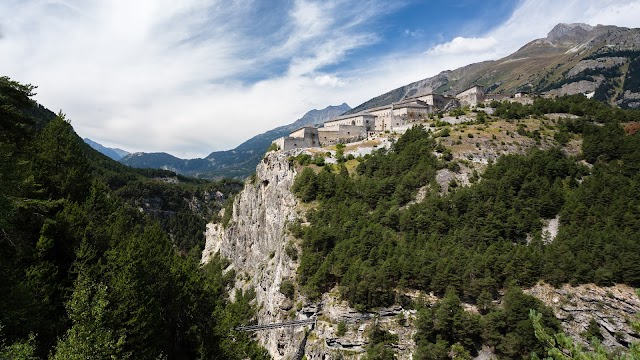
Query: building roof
[[406, 93, 452, 100], [289, 126, 318, 135], [456, 84, 484, 96], [324, 112, 376, 124]]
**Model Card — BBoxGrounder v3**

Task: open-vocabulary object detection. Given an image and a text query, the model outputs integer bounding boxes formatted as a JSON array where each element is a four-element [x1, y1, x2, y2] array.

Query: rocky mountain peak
[[547, 23, 596, 44]]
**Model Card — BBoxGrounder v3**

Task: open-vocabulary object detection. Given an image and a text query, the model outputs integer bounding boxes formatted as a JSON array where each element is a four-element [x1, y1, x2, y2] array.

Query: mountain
[[120, 103, 351, 179], [347, 23, 640, 114], [83, 137, 130, 160]]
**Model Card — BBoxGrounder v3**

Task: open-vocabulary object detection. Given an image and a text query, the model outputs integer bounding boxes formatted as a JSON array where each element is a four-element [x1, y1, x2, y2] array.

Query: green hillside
[[0, 76, 265, 359], [291, 95, 640, 358]]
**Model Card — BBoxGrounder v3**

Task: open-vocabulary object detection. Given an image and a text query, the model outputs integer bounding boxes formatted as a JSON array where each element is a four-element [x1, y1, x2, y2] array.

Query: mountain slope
[[120, 103, 350, 179], [347, 23, 640, 114], [0, 76, 262, 359], [83, 137, 130, 160]]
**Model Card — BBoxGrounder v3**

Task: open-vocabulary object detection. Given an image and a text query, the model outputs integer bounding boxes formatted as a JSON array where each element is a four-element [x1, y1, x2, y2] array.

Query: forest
[[0, 76, 267, 359], [292, 95, 640, 358]]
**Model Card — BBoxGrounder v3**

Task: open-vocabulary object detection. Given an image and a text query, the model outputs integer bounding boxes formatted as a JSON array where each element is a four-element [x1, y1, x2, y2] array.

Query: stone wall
[[456, 85, 485, 106], [484, 94, 511, 102], [318, 125, 367, 145], [324, 114, 375, 132], [275, 127, 320, 151]]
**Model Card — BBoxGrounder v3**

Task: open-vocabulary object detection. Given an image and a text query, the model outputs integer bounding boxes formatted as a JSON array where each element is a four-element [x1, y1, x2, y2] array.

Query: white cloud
[[428, 36, 498, 55], [314, 75, 346, 88]]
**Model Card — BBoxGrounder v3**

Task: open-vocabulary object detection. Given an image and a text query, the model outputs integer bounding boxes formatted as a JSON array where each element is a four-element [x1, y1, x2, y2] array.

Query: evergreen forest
[[292, 95, 640, 358], [0, 77, 268, 359]]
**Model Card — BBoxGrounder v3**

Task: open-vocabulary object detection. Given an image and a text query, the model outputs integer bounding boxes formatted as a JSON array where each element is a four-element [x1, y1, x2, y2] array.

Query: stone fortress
[[274, 85, 515, 151]]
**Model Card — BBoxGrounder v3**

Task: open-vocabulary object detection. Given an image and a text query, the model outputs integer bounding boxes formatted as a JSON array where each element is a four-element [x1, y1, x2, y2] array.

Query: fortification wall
[[457, 86, 485, 106], [318, 125, 366, 145], [416, 94, 450, 109]]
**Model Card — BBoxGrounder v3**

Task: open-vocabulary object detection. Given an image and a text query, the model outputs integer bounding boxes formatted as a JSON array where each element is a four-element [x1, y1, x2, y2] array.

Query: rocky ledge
[[526, 283, 640, 349]]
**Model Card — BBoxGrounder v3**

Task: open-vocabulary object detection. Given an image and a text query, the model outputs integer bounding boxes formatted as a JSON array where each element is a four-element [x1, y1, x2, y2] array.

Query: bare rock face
[[304, 291, 418, 359], [545, 77, 604, 97], [567, 57, 628, 78], [546, 23, 595, 45], [201, 150, 421, 359], [526, 283, 640, 349], [202, 150, 307, 358]]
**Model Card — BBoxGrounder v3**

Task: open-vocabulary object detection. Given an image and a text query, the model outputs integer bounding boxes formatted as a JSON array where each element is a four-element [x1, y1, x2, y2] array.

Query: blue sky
[[1, 0, 640, 158]]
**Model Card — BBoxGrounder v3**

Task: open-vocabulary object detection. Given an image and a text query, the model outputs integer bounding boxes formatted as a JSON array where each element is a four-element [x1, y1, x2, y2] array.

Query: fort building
[[318, 125, 367, 145], [274, 126, 320, 151], [323, 113, 376, 131], [272, 89, 486, 151], [456, 85, 485, 106], [412, 94, 454, 109]]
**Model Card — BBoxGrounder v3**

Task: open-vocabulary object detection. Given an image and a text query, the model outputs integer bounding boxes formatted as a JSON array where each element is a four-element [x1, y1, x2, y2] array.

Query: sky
[[1, 0, 640, 158]]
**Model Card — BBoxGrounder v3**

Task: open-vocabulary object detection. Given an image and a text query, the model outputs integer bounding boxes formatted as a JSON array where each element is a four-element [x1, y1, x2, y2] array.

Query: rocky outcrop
[[567, 57, 627, 78], [202, 149, 307, 357], [545, 77, 604, 97], [304, 291, 418, 359], [201, 149, 420, 359], [526, 283, 640, 349]]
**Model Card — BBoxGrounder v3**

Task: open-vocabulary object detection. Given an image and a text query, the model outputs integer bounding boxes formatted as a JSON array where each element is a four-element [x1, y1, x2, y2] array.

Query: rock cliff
[[202, 149, 306, 357], [526, 283, 640, 349], [202, 149, 639, 359], [201, 150, 420, 359]]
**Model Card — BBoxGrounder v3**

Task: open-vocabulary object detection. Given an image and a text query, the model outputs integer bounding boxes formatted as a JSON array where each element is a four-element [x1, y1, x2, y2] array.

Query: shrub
[[267, 142, 280, 152], [285, 241, 298, 261], [279, 279, 295, 299], [336, 321, 347, 336]]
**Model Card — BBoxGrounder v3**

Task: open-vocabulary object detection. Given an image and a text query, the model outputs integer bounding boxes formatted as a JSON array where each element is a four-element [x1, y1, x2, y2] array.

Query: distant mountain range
[[83, 138, 130, 160], [347, 23, 640, 114], [119, 103, 351, 179]]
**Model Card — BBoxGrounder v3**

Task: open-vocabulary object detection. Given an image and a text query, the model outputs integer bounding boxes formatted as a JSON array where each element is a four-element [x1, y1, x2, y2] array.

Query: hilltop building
[[271, 87, 500, 151], [456, 85, 485, 106], [273, 126, 320, 151], [413, 93, 454, 109], [323, 113, 375, 131]]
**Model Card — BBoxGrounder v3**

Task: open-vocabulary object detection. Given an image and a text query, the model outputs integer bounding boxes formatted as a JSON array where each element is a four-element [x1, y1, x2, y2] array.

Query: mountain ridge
[[83, 137, 130, 160], [346, 22, 640, 114], [119, 103, 350, 178]]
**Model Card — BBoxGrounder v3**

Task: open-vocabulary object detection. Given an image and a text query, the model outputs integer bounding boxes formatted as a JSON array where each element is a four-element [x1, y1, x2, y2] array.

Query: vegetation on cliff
[[0, 76, 264, 359], [293, 95, 640, 358]]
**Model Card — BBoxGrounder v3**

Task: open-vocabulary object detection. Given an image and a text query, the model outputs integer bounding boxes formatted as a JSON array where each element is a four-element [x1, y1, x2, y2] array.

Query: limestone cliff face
[[526, 283, 640, 349], [201, 150, 419, 359], [202, 150, 306, 358]]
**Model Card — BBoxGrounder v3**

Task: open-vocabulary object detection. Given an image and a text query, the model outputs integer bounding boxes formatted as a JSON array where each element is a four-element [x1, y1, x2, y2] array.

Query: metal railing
[[235, 317, 317, 332]]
